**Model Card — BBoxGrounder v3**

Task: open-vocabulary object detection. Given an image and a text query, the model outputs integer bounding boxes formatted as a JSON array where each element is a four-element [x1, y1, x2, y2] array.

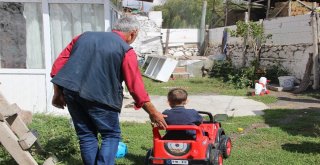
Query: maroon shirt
[[51, 31, 150, 109]]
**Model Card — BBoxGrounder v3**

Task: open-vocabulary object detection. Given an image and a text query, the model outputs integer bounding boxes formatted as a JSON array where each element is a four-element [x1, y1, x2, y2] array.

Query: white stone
[[173, 51, 184, 57], [168, 49, 175, 54], [185, 51, 192, 56]]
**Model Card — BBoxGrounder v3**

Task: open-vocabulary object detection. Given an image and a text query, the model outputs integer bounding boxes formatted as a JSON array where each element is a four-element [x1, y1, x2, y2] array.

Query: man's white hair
[[112, 15, 140, 32]]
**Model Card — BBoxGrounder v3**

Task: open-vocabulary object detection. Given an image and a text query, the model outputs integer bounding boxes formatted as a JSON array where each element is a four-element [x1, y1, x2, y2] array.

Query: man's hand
[[149, 110, 167, 129], [52, 84, 66, 109], [143, 102, 167, 129]]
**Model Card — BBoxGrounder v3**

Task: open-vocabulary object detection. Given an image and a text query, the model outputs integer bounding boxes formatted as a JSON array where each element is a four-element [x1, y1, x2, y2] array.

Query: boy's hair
[[167, 88, 188, 105]]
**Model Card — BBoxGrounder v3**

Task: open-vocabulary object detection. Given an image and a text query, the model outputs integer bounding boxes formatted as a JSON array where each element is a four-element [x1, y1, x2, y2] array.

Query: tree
[[153, 0, 224, 28], [230, 20, 271, 66]]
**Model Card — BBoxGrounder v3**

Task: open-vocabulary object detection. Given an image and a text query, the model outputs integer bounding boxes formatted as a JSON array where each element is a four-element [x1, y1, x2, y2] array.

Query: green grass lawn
[[1, 110, 320, 165], [143, 77, 277, 104], [143, 77, 248, 96]]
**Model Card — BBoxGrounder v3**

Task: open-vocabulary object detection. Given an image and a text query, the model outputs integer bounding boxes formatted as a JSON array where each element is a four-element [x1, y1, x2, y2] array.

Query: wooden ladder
[[0, 92, 56, 165]]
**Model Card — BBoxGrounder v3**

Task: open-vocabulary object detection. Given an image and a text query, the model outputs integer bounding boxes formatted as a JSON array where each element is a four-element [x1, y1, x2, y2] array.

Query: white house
[[0, 0, 120, 114]]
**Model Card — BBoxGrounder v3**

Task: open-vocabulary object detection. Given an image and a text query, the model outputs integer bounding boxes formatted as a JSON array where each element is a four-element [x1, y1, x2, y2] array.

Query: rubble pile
[[131, 15, 163, 59]]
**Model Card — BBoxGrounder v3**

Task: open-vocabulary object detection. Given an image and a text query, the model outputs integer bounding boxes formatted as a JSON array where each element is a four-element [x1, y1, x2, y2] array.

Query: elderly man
[[50, 15, 167, 165]]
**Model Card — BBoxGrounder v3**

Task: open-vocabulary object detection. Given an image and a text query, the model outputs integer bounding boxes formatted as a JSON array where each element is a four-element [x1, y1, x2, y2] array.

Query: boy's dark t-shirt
[[162, 106, 203, 139]]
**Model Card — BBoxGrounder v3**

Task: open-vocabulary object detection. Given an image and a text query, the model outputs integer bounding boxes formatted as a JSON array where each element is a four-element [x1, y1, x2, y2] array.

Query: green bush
[[210, 60, 257, 89]]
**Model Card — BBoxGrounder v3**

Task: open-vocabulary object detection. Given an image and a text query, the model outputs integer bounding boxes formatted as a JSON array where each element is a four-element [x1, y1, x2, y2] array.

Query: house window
[[49, 3, 105, 61], [0, 2, 44, 69]]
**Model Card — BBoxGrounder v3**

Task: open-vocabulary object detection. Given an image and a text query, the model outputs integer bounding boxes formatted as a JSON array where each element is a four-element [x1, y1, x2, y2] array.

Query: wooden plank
[[266, 0, 271, 19], [6, 114, 30, 138], [18, 131, 38, 150], [297, 0, 312, 10], [0, 104, 19, 121], [312, 2, 319, 89], [0, 122, 37, 165], [288, 0, 292, 16]]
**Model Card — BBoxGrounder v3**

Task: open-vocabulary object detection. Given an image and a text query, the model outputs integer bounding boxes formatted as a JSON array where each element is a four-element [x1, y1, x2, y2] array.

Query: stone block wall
[[166, 44, 200, 57], [207, 14, 315, 81], [207, 42, 313, 80]]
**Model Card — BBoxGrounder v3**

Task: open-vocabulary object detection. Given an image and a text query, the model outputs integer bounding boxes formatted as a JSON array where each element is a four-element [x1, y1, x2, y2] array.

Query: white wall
[[161, 29, 199, 45], [0, 70, 47, 113]]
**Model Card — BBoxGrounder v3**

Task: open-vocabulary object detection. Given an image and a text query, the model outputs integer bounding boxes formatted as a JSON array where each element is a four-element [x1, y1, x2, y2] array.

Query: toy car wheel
[[212, 149, 223, 165], [144, 149, 153, 165], [215, 128, 224, 145], [220, 135, 232, 159]]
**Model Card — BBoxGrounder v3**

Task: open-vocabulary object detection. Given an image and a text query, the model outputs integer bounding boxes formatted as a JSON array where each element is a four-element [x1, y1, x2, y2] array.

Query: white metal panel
[[156, 58, 178, 82], [42, 0, 53, 112], [143, 56, 178, 82], [42, 0, 53, 113], [0, 74, 47, 113]]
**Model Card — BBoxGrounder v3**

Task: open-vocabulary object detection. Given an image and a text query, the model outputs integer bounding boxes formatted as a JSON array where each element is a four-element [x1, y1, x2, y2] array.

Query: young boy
[[162, 88, 203, 139]]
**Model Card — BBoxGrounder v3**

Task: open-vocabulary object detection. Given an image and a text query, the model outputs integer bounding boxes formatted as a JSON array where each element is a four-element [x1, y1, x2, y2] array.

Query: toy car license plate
[[171, 160, 188, 164]]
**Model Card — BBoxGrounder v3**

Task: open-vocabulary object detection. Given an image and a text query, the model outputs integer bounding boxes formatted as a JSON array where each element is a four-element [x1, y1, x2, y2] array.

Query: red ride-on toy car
[[145, 111, 232, 165]]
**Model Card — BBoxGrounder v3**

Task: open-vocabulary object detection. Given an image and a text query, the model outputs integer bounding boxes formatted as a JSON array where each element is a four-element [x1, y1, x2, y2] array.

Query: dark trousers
[[63, 89, 120, 165]]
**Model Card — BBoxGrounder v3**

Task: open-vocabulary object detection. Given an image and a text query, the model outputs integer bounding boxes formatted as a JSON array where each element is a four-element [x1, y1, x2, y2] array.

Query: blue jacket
[[51, 32, 131, 111], [162, 106, 203, 139]]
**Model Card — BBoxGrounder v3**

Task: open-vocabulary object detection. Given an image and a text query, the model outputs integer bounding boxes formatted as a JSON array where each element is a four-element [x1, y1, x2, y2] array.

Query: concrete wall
[[207, 14, 314, 80], [131, 15, 163, 58], [264, 15, 313, 45], [161, 29, 199, 56]]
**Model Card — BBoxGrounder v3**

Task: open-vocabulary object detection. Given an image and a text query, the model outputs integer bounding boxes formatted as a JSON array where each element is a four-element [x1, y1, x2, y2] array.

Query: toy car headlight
[[164, 142, 191, 156]]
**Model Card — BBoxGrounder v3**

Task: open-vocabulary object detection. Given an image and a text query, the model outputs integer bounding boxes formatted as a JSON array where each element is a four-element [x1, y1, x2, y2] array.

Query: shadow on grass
[[282, 142, 320, 154], [277, 97, 320, 104], [264, 108, 320, 138], [298, 89, 320, 100]]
